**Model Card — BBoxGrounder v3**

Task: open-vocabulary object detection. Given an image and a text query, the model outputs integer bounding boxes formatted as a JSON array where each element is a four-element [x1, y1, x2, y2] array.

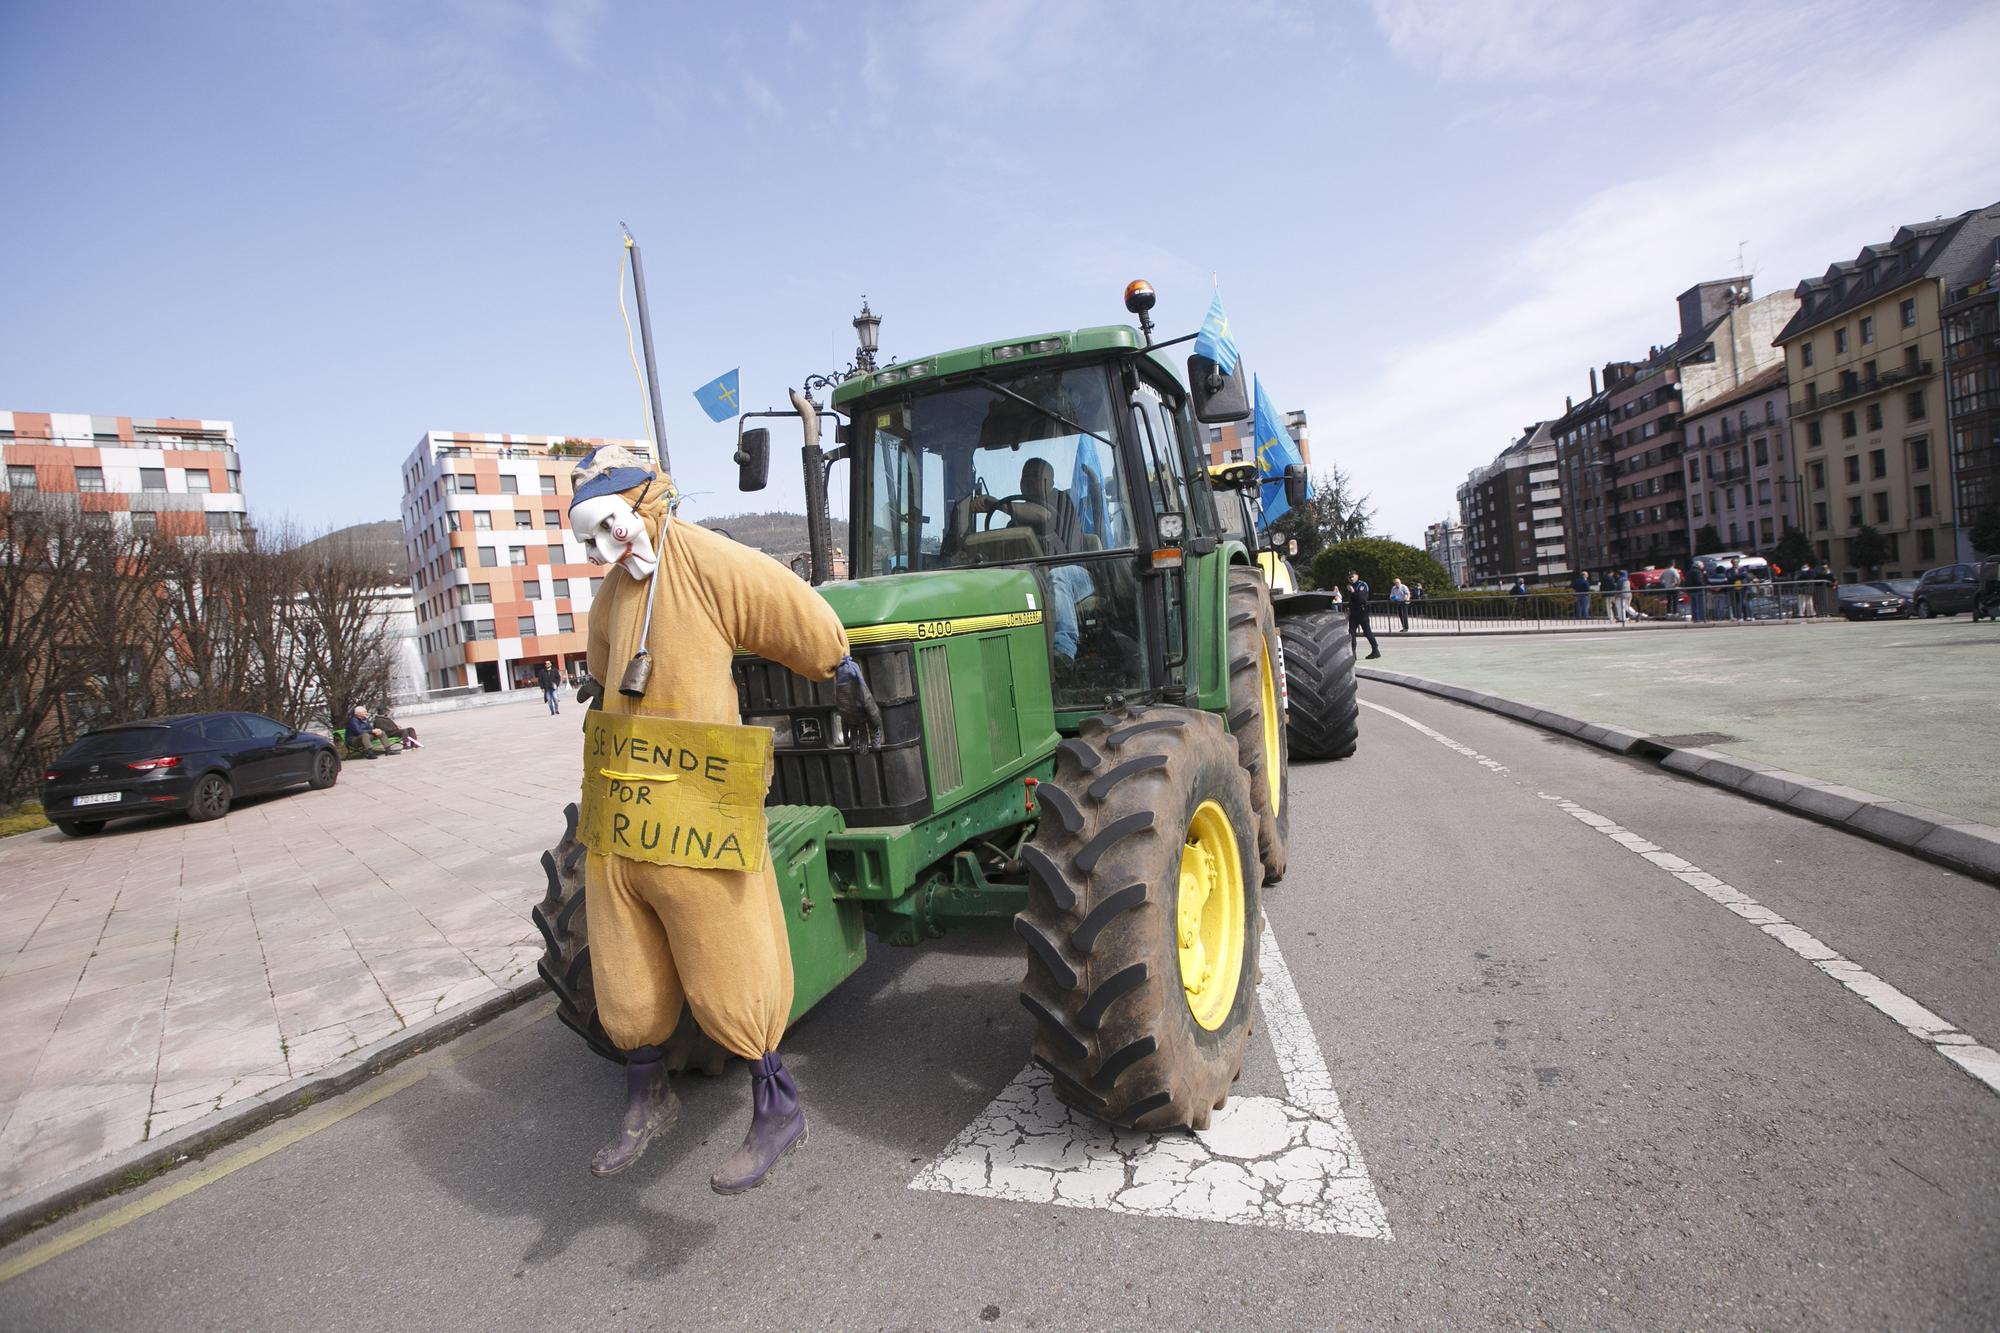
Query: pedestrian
[[1706, 558, 1735, 621], [1509, 577, 1529, 619], [536, 661, 561, 716], [1388, 577, 1411, 632], [1599, 569, 1620, 622], [1413, 582, 1426, 604], [1571, 570, 1593, 620], [372, 706, 423, 749], [1615, 568, 1633, 625], [1659, 562, 1683, 620], [1345, 571, 1382, 659]]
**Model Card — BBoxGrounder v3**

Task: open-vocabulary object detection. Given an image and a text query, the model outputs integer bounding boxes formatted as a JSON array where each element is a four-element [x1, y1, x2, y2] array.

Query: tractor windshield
[[858, 364, 1136, 576], [858, 362, 1148, 703]]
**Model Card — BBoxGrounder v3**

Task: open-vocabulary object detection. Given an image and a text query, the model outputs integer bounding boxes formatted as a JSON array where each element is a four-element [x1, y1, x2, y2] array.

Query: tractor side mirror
[[1284, 465, 1308, 509], [735, 427, 770, 492], [835, 419, 853, 445], [1188, 354, 1251, 423]]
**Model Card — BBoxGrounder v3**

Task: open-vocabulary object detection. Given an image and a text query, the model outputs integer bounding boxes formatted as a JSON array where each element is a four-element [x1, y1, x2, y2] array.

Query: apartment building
[[1, 410, 251, 543], [1203, 409, 1311, 470], [1776, 203, 2000, 577], [399, 431, 645, 694], [1552, 370, 1616, 575], [1423, 517, 1466, 588], [1682, 363, 1796, 554], [1456, 422, 1564, 586], [1942, 237, 2000, 552]]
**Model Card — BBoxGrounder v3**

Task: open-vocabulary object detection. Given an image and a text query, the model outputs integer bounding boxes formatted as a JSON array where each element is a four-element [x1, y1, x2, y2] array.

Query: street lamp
[[853, 298, 880, 373]]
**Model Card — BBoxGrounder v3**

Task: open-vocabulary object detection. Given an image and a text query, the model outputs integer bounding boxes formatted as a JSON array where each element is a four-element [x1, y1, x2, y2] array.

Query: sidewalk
[[1357, 616, 2000, 825], [0, 693, 581, 1207]]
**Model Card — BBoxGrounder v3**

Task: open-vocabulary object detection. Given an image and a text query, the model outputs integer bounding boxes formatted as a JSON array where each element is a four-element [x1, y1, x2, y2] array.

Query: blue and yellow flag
[[693, 368, 742, 422], [1253, 375, 1304, 526], [1194, 289, 1239, 376]]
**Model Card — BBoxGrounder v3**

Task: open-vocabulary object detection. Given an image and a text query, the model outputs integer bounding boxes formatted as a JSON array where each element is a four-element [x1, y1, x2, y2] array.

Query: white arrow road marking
[[909, 924, 1391, 1238]]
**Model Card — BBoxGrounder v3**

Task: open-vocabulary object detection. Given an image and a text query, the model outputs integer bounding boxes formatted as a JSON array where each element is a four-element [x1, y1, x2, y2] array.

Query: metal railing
[[1352, 581, 1840, 634]]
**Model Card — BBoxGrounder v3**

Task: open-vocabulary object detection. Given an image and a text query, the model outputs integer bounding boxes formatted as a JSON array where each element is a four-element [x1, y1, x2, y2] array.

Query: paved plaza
[[1367, 616, 2000, 824], [0, 694, 581, 1206]]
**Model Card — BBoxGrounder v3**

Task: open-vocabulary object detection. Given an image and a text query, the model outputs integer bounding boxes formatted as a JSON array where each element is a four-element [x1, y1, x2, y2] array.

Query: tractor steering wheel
[[982, 494, 1031, 532]]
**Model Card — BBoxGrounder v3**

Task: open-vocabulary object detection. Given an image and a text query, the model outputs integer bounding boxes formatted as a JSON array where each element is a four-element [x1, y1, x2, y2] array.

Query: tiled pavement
[[0, 695, 582, 1205]]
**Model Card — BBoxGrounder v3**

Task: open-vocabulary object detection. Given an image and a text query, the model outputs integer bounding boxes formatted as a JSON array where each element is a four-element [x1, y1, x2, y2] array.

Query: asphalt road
[[3, 681, 1996, 1331]]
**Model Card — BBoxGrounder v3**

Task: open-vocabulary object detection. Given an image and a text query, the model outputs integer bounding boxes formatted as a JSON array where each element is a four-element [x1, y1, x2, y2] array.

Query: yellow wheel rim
[[1177, 799, 1247, 1031], [1258, 635, 1282, 810]]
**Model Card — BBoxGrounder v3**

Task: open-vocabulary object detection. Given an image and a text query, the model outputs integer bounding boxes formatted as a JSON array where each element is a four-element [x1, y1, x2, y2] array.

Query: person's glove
[[832, 656, 883, 750], [575, 676, 604, 710]]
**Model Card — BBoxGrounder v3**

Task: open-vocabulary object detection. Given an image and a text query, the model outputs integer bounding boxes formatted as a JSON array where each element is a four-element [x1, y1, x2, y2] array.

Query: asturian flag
[[1193, 289, 1239, 376], [1252, 374, 1305, 526]]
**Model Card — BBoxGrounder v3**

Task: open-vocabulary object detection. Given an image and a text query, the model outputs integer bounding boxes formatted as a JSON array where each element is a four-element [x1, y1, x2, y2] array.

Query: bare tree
[[0, 499, 92, 801], [288, 529, 398, 728]]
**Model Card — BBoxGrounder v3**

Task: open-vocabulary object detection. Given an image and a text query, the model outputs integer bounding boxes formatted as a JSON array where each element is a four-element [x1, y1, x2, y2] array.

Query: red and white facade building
[[399, 431, 645, 695], [1, 411, 250, 542]]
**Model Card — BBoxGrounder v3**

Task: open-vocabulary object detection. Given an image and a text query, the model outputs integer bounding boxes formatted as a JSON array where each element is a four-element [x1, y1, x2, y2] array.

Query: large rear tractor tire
[[1226, 569, 1290, 883], [1016, 706, 1262, 1132], [1278, 610, 1359, 761], [533, 801, 732, 1074]]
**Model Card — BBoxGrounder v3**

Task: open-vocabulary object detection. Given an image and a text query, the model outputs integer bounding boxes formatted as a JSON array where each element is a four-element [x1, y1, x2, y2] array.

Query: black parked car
[[1836, 580, 1914, 620], [41, 712, 339, 836], [1912, 563, 1982, 617]]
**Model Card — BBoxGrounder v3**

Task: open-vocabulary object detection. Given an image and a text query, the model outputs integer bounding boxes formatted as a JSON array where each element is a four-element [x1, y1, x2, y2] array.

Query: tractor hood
[[815, 568, 1048, 647]]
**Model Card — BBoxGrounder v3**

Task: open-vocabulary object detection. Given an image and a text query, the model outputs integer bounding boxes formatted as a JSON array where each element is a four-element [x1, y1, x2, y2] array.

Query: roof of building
[[1681, 362, 1789, 422], [1777, 201, 2000, 343]]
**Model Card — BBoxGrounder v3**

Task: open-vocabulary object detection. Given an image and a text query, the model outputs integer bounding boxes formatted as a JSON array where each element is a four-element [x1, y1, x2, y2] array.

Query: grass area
[[0, 803, 51, 838]]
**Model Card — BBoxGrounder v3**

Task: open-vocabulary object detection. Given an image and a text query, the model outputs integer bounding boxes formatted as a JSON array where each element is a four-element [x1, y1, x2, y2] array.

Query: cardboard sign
[[579, 712, 773, 872]]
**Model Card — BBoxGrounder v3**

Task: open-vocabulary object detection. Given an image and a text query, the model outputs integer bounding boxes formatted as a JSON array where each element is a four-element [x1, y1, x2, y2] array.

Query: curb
[[1357, 667, 2000, 887], [0, 974, 549, 1249]]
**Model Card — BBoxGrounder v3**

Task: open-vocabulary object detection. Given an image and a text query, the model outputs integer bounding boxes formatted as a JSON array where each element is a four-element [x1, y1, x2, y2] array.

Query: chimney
[[1565, 396, 1573, 412], [1589, 366, 1598, 395]]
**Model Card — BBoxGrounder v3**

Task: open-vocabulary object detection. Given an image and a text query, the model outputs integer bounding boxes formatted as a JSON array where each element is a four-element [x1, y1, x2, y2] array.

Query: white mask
[[570, 493, 659, 580]]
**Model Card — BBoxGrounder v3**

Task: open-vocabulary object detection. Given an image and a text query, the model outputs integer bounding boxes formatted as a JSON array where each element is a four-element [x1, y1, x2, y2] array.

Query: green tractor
[[538, 283, 1319, 1130], [1205, 462, 1361, 762]]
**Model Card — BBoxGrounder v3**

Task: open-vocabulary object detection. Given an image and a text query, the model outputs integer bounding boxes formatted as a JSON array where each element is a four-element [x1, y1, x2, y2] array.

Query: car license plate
[[72, 792, 120, 807]]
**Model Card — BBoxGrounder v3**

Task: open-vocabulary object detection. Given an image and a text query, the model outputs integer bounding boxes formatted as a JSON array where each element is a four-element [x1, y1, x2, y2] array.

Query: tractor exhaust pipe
[[792, 387, 833, 586]]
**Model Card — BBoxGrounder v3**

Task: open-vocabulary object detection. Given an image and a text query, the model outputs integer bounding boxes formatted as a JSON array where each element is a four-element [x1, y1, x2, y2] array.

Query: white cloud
[[1330, 6, 2000, 544], [741, 72, 782, 119]]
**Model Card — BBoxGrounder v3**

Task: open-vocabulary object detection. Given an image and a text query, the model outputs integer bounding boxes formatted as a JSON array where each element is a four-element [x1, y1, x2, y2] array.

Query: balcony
[[1790, 360, 1933, 415]]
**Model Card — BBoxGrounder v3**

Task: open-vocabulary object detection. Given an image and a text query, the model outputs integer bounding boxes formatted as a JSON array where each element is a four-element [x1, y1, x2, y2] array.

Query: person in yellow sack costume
[[566, 444, 869, 1192]]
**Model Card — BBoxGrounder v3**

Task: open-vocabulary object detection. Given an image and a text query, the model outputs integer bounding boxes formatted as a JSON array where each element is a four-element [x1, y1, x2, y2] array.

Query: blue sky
[[3, 1, 1996, 544]]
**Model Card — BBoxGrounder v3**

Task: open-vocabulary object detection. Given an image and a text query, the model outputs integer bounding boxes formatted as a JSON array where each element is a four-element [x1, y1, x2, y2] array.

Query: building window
[[478, 546, 497, 567], [1802, 341, 1815, 368], [452, 548, 466, 568], [1866, 404, 1882, 432], [7, 465, 37, 491], [500, 476, 519, 494], [1697, 425, 1707, 445], [509, 548, 527, 566], [470, 584, 491, 603], [474, 511, 492, 530], [1906, 391, 1926, 422], [1847, 496, 1863, 526], [1873, 492, 1890, 523], [1753, 439, 1768, 466], [1918, 529, 1935, 560], [1915, 485, 1933, 519], [1841, 411, 1857, 438], [1901, 297, 1916, 328], [1807, 420, 1822, 448], [1810, 462, 1825, 490], [444, 474, 461, 494], [1692, 494, 1704, 516], [1911, 437, 1929, 471], [1860, 315, 1874, 345], [514, 509, 531, 528], [1764, 401, 1776, 424], [540, 475, 557, 494], [186, 470, 212, 492], [1905, 345, 1922, 373], [1758, 480, 1771, 505], [557, 612, 575, 632], [448, 512, 462, 531], [75, 467, 106, 493], [1814, 501, 1829, 530], [1844, 456, 1860, 484], [519, 617, 536, 638], [1869, 448, 1886, 479], [140, 467, 167, 490], [1689, 456, 1701, 482], [544, 509, 560, 527], [1835, 327, 1849, 354], [204, 512, 233, 534]]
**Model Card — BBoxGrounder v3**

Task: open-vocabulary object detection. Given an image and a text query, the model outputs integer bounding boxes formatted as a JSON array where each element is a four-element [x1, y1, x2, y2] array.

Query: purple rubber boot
[[590, 1047, 680, 1178], [710, 1052, 807, 1194]]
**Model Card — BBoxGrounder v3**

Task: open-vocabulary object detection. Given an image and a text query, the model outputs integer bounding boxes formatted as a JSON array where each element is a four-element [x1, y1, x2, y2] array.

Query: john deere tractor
[[1206, 462, 1361, 762], [538, 282, 1312, 1131]]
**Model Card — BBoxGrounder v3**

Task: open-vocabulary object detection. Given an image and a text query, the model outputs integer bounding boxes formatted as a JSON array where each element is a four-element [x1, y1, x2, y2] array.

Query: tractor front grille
[[733, 642, 928, 826]]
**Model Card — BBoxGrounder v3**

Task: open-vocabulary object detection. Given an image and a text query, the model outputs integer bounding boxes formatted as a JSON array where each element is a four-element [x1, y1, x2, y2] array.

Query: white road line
[[1363, 693, 2000, 1098], [910, 924, 1391, 1238]]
